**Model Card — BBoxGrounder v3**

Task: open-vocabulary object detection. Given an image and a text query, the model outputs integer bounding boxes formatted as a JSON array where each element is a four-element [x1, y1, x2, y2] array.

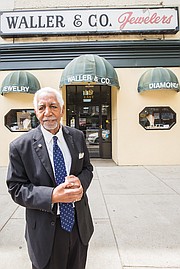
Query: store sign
[[67, 74, 111, 85], [2, 85, 30, 93], [149, 81, 179, 90], [0, 7, 179, 36]]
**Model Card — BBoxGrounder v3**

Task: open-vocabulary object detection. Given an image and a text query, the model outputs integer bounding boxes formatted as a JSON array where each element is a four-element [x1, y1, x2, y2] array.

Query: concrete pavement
[[1, 160, 180, 269]]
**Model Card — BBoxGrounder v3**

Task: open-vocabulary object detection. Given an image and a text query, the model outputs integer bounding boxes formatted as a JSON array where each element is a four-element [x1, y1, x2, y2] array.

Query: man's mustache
[[43, 117, 57, 122]]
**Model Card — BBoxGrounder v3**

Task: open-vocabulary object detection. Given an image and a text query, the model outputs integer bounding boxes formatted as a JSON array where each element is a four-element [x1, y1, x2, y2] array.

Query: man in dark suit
[[6, 87, 94, 269]]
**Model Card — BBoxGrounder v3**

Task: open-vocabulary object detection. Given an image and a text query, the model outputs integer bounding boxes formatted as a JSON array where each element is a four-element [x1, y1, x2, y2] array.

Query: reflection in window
[[5, 109, 39, 132], [139, 107, 176, 130]]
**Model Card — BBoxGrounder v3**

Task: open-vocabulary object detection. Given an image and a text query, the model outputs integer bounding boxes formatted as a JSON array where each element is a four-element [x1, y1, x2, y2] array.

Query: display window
[[5, 109, 39, 132], [139, 106, 176, 130]]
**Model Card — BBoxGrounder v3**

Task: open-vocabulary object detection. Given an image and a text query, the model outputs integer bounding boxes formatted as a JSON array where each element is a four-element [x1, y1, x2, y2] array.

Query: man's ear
[[34, 109, 39, 119], [61, 105, 65, 116]]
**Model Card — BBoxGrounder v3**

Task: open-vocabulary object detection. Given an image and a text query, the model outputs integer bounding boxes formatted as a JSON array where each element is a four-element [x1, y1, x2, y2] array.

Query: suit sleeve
[[6, 141, 54, 213]]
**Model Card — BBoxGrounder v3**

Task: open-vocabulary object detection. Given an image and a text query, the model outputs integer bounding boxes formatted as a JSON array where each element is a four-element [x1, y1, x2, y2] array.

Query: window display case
[[139, 107, 176, 130], [5, 109, 39, 132]]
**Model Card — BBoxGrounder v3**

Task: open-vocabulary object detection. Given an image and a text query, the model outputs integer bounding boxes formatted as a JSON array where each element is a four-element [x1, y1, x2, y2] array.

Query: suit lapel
[[32, 126, 55, 185], [62, 126, 77, 175]]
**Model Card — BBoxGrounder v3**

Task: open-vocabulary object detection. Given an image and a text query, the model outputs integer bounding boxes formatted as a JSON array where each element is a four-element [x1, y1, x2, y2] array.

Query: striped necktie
[[53, 136, 75, 232]]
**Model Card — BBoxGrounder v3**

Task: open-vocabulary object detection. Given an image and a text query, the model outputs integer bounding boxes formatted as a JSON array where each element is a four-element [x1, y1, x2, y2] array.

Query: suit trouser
[[32, 217, 88, 269]]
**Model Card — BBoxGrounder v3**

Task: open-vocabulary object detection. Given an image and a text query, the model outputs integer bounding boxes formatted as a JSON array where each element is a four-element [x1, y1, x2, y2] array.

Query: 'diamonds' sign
[[0, 7, 179, 36]]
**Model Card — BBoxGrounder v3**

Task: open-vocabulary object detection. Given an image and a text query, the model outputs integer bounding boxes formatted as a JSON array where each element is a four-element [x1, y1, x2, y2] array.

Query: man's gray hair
[[33, 87, 64, 111]]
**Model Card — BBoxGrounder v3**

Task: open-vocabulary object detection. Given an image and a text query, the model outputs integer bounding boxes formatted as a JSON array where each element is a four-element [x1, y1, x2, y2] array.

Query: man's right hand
[[52, 181, 83, 204]]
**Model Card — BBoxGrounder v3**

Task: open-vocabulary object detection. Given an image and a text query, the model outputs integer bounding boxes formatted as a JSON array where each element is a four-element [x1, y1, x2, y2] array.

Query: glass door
[[78, 105, 100, 158], [66, 85, 111, 158]]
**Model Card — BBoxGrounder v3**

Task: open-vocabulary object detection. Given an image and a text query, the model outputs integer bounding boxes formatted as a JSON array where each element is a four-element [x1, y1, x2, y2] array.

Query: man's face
[[35, 92, 64, 134]]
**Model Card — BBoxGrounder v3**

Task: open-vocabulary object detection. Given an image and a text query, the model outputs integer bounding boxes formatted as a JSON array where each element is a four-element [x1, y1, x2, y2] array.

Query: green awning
[[60, 54, 120, 89], [138, 67, 180, 93], [0, 71, 41, 95]]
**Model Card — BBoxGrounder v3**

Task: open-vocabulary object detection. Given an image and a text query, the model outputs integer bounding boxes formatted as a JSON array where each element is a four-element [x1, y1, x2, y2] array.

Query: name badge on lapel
[[79, 152, 84, 159]]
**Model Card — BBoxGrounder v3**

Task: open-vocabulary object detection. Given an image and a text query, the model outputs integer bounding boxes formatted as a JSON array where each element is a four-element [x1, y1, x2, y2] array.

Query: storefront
[[0, 3, 180, 166]]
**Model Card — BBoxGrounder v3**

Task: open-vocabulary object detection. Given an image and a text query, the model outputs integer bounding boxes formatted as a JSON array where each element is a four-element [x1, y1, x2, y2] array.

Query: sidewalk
[[1, 160, 180, 269]]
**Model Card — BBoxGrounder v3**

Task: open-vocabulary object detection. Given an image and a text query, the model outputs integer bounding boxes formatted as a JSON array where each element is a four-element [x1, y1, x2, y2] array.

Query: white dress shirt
[[41, 125, 72, 176]]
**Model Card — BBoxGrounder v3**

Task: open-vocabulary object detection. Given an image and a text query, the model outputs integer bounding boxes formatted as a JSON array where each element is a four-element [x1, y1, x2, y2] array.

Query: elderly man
[[7, 87, 94, 269]]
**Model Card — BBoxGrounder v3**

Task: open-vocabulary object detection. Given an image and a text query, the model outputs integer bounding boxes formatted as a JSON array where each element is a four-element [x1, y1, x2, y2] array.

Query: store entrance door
[[66, 85, 112, 158]]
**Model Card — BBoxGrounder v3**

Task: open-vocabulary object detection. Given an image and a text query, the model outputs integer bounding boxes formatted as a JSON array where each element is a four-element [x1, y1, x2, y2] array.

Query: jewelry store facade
[[0, 1, 180, 166]]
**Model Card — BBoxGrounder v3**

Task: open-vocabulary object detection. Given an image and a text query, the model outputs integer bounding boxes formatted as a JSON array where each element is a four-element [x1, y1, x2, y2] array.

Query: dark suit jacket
[[7, 125, 94, 269]]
